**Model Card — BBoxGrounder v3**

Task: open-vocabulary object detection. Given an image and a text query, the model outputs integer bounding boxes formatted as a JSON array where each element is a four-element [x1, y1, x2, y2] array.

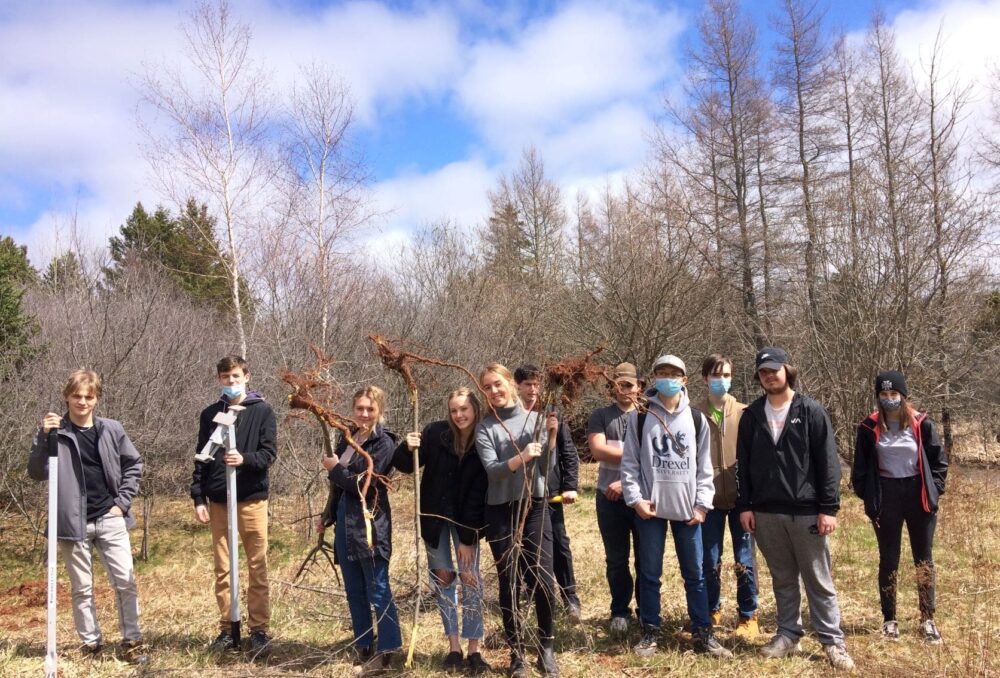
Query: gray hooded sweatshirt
[[620, 390, 714, 521]]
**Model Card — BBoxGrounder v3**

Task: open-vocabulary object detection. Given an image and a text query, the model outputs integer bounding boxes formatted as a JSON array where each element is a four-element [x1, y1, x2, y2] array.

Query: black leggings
[[485, 500, 556, 653], [873, 476, 937, 622]]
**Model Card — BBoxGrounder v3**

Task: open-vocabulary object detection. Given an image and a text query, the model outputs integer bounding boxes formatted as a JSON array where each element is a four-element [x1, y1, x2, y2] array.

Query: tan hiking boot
[[710, 609, 722, 627], [824, 643, 856, 672], [734, 613, 759, 639]]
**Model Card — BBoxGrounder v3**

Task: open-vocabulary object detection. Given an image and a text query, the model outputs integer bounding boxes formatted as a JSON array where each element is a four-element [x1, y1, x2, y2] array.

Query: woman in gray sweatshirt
[[474, 363, 560, 678]]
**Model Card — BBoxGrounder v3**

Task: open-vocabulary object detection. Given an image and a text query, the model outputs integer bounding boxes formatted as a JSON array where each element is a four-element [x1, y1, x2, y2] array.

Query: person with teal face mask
[[620, 354, 732, 660], [851, 370, 948, 645], [191, 355, 277, 657], [694, 354, 758, 638]]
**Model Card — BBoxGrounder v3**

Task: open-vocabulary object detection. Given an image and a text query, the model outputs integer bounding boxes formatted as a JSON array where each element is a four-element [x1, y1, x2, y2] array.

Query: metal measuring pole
[[224, 405, 244, 649], [44, 429, 59, 678]]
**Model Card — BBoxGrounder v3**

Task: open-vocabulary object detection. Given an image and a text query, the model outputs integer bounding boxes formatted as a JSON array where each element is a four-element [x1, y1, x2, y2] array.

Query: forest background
[[1, 0, 999, 675]]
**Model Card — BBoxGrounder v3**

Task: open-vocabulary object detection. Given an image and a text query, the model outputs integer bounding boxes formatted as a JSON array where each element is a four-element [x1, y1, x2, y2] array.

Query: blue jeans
[[634, 514, 711, 631], [596, 492, 641, 618], [335, 502, 402, 653], [424, 526, 484, 640], [702, 508, 758, 618]]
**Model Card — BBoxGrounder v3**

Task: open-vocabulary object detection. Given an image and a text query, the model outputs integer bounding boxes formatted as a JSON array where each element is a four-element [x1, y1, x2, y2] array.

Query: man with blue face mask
[[620, 355, 731, 659], [695, 354, 758, 638], [191, 355, 277, 656]]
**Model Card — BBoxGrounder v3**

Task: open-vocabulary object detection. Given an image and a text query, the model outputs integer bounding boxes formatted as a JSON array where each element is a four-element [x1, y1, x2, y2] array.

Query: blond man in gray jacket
[[28, 369, 145, 661]]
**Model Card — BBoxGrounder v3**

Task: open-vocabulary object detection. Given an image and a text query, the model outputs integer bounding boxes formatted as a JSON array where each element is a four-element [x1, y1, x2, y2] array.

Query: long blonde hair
[[478, 363, 519, 407], [351, 385, 386, 425], [447, 387, 482, 458]]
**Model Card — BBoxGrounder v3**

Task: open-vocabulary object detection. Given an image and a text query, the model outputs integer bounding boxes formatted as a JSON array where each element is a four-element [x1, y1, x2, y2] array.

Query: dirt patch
[[0, 580, 69, 618]]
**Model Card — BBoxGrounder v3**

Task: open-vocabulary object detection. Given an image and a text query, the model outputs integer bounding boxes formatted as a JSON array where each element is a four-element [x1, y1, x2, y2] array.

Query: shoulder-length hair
[[877, 395, 917, 433], [446, 387, 482, 458], [351, 385, 387, 425]]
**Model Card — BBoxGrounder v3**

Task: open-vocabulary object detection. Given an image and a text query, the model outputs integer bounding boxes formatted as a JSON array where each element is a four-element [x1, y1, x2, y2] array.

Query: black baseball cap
[[755, 347, 789, 371]]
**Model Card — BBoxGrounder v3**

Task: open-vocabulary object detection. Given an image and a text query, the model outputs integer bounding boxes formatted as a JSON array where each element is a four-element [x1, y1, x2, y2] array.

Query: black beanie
[[875, 370, 908, 398]]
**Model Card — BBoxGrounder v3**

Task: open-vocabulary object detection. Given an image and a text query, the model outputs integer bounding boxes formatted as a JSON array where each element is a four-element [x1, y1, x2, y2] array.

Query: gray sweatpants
[[59, 513, 142, 645], [754, 512, 844, 645]]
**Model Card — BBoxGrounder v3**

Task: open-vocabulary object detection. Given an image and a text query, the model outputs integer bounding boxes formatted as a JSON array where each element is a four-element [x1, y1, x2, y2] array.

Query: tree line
[[2, 0, 999, 550]]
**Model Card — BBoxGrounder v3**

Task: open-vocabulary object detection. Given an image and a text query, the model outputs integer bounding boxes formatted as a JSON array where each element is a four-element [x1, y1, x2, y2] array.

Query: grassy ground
[[1, 460, 998, 677]]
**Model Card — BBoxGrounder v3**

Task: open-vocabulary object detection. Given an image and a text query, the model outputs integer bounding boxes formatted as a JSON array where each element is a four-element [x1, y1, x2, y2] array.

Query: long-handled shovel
[[44, 428, 59, 678]]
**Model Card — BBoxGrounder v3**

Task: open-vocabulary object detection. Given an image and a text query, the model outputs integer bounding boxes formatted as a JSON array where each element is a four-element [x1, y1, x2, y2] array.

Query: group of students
[[27, 346, 948, 676]]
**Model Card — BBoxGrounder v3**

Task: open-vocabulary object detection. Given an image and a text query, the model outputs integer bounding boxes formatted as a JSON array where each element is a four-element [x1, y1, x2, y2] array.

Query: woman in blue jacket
[[323, 385, 400, 673], [852, 370, 948, 644]]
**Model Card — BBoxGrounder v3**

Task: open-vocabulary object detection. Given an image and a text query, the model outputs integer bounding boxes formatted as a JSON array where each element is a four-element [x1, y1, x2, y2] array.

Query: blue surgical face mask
[[654, 377, 683, 397], [222, 383, 245, 399], [708, 377, 731, 396], [880, 398, 902, 412]]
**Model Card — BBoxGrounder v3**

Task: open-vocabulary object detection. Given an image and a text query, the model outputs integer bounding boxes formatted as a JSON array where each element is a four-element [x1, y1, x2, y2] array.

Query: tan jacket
[[697, 393, 746, 510]]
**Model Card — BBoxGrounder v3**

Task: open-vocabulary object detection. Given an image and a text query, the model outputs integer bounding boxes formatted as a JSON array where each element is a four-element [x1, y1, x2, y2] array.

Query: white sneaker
[[881, 620, 900, 640], [759, 634, 801, 659], [824, 644, 856, 672], [920, 619, 943, 645], [609, 616, 629, 636]]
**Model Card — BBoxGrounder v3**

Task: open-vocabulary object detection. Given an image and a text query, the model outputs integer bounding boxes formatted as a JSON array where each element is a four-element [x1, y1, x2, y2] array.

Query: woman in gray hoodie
[[620, 354, 731, 659]]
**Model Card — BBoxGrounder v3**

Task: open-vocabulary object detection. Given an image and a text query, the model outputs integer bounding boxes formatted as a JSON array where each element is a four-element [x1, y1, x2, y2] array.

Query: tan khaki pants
[[209, 498, 270, 632]]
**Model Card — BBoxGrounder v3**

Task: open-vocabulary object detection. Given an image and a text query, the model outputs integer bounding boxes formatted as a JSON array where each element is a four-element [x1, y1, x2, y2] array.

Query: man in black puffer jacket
[[192, 355, 277, 654]]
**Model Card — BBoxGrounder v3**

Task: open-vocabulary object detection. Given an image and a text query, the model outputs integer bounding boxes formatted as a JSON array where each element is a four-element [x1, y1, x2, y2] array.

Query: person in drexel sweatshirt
[[191, 355, 277, 655], [620, 355, 731, 659]]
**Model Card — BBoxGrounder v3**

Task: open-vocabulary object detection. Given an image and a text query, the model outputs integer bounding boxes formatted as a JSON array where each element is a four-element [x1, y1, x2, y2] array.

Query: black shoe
[[467, 652, 492, 675], [443, 650, 464, 673], [120, 640, 149, 665], [692, 627, 734, 659], [80, 642, 104, 658], [509, 653, 529, 678], [250, 630, 272, 657], [209, 632, 234, 652], [537, 642, 560, 677]]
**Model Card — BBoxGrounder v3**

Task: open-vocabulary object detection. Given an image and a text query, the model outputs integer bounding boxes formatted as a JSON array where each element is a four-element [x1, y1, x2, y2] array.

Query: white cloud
[[373, 158, 495, 233], [456, 1, 684, 144], [0, 0, 465, 265]]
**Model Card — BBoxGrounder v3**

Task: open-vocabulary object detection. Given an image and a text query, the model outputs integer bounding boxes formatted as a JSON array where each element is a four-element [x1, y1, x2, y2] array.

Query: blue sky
[[1, 0, 996, 265]]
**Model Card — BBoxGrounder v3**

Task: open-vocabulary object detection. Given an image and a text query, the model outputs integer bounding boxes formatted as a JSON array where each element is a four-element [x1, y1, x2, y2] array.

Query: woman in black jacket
[[852, 370, 948, 644], [394, 387, 491, 675], [323, 385, 401, 673]]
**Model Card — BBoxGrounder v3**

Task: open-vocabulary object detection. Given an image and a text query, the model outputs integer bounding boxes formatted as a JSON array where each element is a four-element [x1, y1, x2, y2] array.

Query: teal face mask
[[654, 378, 683, 397], [222, 384, 245, 399], [708, 377, 731, 396]]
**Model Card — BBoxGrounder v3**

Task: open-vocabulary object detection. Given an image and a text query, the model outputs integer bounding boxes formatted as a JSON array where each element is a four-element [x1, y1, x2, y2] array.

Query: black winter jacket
[[735, 392, 841, 516], [547, 418, 579, 496], [328, 425, 398, 563], [851, 411, 948, 520], [455, 450, 488, 545], [192, 393, 277, 505], [392, 420, 488, 548]]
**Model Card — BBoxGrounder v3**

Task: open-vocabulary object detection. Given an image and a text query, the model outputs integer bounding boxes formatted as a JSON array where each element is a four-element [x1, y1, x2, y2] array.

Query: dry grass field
[[1, 444, 998, 677]]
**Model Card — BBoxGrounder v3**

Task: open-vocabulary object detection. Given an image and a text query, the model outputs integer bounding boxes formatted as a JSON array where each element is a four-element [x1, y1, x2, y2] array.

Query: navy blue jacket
[[329, 425, 397, 563]]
